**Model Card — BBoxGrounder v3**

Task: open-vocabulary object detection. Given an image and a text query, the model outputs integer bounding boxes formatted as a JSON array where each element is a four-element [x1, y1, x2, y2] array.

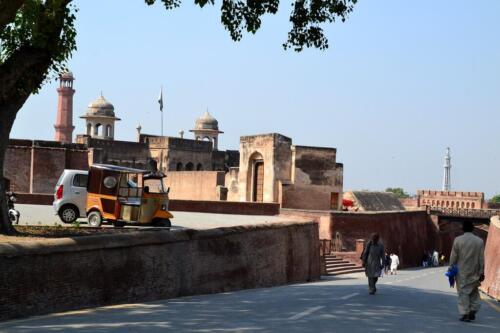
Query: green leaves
[[385, 188, 410, 199], [144, 0, 357, 51], [0, 0, 77, 92], [284, 0, 357, 51]]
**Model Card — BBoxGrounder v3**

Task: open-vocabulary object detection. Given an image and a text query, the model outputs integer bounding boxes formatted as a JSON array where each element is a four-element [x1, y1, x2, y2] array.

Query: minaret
[[442, 147, 451, 191], [54, 71, 75, 143]]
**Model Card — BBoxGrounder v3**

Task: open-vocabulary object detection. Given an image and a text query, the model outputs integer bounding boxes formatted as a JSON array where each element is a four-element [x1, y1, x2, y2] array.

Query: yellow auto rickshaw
[[86, 164, 173, 228]]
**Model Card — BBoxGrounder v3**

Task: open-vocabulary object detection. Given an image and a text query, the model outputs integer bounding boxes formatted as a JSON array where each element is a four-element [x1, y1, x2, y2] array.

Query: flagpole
[[158, 85, 164, 136]]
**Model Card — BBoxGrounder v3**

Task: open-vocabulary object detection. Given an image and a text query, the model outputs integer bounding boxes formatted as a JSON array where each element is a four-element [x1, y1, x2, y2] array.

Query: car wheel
[[87, 211, 102, 227], [59, 205, 78, 224], [154, 218, 171, 229]]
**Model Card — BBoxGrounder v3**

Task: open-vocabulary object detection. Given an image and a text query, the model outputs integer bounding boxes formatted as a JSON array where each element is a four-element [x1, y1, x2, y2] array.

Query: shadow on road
[[2, 280, 498, 333]]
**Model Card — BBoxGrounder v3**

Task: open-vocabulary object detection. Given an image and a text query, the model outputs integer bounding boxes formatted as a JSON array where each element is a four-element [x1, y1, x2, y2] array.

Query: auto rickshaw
[[85, 164, 173, 228]]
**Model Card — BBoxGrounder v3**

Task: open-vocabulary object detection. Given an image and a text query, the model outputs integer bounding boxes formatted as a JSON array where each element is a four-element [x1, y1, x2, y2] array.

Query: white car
[[53, 169, 88, 223]]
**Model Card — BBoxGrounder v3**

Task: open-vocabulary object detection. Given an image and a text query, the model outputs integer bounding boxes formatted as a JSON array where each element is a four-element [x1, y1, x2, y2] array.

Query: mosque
[[5, 72, 344, 210]]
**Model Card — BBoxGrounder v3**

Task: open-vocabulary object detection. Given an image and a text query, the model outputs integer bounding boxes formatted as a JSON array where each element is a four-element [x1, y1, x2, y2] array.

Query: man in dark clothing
[[361, 233, 385, 295]]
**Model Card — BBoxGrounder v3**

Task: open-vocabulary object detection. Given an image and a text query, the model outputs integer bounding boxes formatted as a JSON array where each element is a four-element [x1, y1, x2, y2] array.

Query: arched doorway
[[246, 152, 264, 202], [185, 162, 194, 171]]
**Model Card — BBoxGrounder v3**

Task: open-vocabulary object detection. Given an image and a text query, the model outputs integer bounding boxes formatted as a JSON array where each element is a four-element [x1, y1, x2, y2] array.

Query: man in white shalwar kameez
[[449, 220, 485, 322], [390, 253, 399, 275]]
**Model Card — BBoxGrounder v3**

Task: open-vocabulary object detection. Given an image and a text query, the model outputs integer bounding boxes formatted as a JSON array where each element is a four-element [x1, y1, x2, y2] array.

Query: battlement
[[417, 190, 484, 199]]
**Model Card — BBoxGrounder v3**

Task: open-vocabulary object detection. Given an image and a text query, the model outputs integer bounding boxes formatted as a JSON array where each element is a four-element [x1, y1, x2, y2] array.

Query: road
[[15, 204, 287, 230], [1, 267, 499, 332]]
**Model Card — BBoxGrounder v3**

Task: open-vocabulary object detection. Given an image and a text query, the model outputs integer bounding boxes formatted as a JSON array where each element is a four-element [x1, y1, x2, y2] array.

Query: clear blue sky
[[12, 0, 500, 198]]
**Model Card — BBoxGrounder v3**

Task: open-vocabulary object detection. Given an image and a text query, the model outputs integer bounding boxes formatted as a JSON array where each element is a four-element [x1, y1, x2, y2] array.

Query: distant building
[[5, 71, 344, 211], [417, 190, 484, 209], [343, 191, 405, 211]]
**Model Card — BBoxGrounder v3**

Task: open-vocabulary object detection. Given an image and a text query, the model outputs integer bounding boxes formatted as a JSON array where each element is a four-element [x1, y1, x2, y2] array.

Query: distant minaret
[[442, 147, 451, 191], [54, 71, 75, 143]]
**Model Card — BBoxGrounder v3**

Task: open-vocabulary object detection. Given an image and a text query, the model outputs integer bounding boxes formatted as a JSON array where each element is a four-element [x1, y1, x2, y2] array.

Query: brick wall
[[170, 199, 280, 215], [280, 209, 439, 268], [4, 146, 31, 192], [4, 140, 89, 194], [31, 148, 66, 193], [164, 171, 226, 201], [0, 221, 319, 321], [481, 216, 500, 300]]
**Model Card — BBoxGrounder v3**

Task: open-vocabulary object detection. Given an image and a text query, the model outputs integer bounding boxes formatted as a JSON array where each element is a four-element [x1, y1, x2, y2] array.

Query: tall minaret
[[442, 147, 451, 191], [54, 71, 75, 143]]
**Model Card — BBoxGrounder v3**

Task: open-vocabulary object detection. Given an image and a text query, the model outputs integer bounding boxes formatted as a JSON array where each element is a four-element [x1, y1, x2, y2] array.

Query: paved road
[[1, 267, 499, 332], [15, 204, 286, 230]]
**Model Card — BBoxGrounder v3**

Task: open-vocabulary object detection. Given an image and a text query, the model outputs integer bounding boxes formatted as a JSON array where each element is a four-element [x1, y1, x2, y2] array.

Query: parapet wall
[[165, 171, 226, 201], [280, 209, 438, 268], [0, 221, 319, 321], [481, 216, 500, 300], [418, 190, 484, 198]]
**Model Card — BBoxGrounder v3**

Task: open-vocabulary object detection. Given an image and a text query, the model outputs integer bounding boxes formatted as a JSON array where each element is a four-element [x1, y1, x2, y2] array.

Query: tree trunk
[[0, 103, 19, 235]]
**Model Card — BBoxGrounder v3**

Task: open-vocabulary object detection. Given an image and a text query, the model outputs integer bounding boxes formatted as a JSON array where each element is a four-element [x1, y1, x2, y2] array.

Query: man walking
[[390, 253, 400, 275], [361, 233, 385, 295], [449, 220, 485, 322]]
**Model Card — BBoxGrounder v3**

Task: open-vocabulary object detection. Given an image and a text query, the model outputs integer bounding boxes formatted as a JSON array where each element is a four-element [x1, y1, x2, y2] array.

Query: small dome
[[194, 110, 219, 131], [60, 71, 74, 80], [86, 94, 115, 117]]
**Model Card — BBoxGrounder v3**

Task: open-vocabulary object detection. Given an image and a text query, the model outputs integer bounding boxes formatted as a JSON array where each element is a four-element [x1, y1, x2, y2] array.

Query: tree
[[385, 187, 410, 199], [490, 195, 500, 204], [0, 0, 357, 234]]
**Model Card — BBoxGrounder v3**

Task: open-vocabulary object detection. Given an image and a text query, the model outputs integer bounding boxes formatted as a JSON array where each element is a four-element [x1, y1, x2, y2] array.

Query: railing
[[319, 239, 332, 257], [430, 207, 500, 219], [319, 232, 344, 257]]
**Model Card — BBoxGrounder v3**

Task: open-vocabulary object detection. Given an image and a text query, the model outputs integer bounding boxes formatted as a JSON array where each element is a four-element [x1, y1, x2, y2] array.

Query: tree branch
[[0, 0, 71, 111], [0, 0, 25, 32]]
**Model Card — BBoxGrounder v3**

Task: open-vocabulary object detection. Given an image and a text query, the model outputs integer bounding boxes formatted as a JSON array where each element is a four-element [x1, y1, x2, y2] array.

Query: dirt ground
[[0, 225, 136, 243]]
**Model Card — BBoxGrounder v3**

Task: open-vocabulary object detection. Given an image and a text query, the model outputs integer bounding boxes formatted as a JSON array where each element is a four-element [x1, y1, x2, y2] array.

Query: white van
[[53, 170, 88, 223]]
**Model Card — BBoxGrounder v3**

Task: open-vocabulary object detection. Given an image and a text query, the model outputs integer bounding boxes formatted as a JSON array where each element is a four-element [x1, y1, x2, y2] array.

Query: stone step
[[327, 265, 363, 273], [324, 259, 350, 264], [325, 262, 356, 268], [326, 267, 365, 276]]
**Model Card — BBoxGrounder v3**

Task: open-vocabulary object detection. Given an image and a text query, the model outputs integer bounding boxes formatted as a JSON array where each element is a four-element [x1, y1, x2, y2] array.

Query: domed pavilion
[[80, 94, 121, 140], [190, 110, 223, 150]]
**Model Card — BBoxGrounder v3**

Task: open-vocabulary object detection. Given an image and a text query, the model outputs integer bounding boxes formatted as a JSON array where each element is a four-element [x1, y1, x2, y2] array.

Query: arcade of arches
[[417, 190, 485, 210]]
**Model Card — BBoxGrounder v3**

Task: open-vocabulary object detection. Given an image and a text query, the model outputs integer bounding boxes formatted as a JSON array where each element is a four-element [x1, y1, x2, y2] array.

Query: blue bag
[[445, 265, 458, 287]]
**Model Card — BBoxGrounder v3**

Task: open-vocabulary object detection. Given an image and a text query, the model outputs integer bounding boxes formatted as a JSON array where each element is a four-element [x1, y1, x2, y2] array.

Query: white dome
[[86, 94, 115, 117], [194, 110, 219, 131]]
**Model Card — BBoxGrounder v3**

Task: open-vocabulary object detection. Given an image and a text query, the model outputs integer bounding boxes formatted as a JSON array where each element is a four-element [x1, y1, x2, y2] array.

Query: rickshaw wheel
[[154, 218, 171, 229], [87, 211, 102, 227]]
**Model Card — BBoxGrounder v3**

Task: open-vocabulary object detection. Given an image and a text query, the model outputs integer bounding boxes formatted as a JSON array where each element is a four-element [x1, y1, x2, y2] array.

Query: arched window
[[185, 162, 194, 171], [466, 202, 470, 209], [176, 162, 183, 171], [446, 201, 449, 207], [202, 136, 211, 142], [196, 163, 203, 171], [461, 202, 465, 208], [432, 200, 435, 206], [471, 203, 475, 209], [451, 201, 455, 208], [95, 123, 102, 136], [441, 200, 444, 207]]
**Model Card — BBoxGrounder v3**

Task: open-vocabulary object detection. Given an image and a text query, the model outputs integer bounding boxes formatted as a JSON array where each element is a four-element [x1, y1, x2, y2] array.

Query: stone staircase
[[324, 254, 365, 276]]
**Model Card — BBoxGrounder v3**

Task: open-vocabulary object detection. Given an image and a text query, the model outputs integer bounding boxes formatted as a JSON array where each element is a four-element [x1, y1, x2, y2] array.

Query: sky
[[11, 0, 500, 198]]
